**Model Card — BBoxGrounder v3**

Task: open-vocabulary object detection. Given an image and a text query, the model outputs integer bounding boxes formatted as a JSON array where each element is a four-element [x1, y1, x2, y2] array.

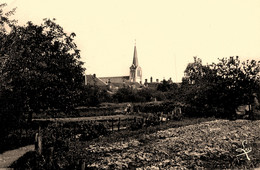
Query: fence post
[[81, 160, 85, 170], [35, 133, 42, 155], [73, 123, 77, 139], [47, 147, 54, 168], [142, 118, 145, 127], [111, 119, 114, 132], [118, 118, 120, 131], [35, 133, 38, 151]]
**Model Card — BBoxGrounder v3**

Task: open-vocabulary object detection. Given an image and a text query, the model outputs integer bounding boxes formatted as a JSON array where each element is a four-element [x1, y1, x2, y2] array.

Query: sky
[[4, 0, 260, 82]]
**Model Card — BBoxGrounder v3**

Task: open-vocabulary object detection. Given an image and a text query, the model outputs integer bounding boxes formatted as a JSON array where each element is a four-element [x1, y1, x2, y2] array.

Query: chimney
[[93, 74, 96, 78], [145, 79, 147, 83], [150, 77, 153, 83], [156, 79, 159, 83]]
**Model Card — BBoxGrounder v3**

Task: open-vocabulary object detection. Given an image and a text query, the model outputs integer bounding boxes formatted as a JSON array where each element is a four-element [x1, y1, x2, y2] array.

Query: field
[[11, 118, 260, 169], [83, 119, 260, 169]]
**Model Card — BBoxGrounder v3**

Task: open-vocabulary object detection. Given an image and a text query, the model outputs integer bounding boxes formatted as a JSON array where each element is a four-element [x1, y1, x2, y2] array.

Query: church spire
[[132, 41, 138, 67], [129, 41, 142, 83]]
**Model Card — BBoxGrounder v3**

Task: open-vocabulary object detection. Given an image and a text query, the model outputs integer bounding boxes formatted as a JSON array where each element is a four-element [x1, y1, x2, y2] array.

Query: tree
[[80, 85, 111, 106], [181, 57, 213, 116], [0, 3, 16, 81], [211, 57, 260, 118], [182, 56, 207, 85], [1, 19, 85, 121], [0, 3, 19, 130], [112, 87, 135, 103], [157, 79, 177, 92], [181, 56, 260, 118]]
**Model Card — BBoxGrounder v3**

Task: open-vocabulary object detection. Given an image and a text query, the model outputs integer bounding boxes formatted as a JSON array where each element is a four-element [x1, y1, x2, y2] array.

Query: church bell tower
[[129, 42, 142, 84]]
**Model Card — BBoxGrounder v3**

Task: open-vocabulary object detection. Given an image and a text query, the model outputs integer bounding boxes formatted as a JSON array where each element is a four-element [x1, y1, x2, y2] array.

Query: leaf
[[236, 148, 243, 152]]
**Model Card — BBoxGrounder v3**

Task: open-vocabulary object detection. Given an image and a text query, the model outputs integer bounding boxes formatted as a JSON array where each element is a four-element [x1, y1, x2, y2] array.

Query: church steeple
[[132, 43, 138, 67], [129, 41, 142, 83]]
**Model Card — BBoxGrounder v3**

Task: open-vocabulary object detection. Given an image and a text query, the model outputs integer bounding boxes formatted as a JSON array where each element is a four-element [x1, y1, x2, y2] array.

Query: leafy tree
[[157, 79, 177, 92], [112, 87, 135, 103], [80, 85, 111, 106], [211, 57, 260, 118], [181, 57, 213, 115], [112, 87, 156, 103], [0, 3, 19, 130], [136, 88, 154, 102], [182, 56, 208, 85], [1, 19, 85, 122], [181, 56, 260, 119], [0, 3, 16, 83], [0, 3, 16, 33]]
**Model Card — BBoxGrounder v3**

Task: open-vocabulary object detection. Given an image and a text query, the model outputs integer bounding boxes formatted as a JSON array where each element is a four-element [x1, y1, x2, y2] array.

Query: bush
[[41, 121, 109, 149], [130, 120, 143, 130]]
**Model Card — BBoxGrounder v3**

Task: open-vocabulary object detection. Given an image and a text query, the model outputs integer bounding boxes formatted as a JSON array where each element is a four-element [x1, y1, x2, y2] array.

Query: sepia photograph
[[0, 0, 260, 169]]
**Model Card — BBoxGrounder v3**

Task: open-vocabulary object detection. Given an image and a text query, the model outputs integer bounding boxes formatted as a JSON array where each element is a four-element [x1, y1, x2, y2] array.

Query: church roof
[[85, 74, 107, 86], [99, 76, 130, 84], [110, 81, 142, 89]]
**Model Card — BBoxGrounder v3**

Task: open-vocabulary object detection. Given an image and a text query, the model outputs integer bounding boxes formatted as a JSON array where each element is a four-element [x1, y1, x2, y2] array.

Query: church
[[84, 44, 143, 90]]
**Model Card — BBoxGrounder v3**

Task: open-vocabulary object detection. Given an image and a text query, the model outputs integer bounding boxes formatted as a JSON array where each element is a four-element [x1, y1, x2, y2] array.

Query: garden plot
[[85, 119, 260, 169]]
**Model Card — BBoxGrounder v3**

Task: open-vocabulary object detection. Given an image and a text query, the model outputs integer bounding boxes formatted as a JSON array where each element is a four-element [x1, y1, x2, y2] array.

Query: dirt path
[[0, 145, 34, 168]]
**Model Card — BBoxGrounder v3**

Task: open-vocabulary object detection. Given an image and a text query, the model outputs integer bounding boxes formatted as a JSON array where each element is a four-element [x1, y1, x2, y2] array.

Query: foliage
[[0, 3, 16, 34], [0, 19, 85, 123], [42, 121, 108, 149], [79, 85, 111, 106], [112, 87, 168, 103], [211, 57, 260, 109], [11, 117, 218, 169], [181, 56, 260, 118], [112, 87, 136, 102], [134, 101, 184, 114], [9, 121, 109, 169], [157, 79, 178, 92], [182, 56, 207, 85], [0, 3, 19, 137], [0, 125, 36, 154]]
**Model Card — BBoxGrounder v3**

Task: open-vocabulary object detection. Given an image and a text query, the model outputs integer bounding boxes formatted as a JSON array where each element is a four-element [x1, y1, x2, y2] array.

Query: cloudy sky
[[5, 0, 260, 82]]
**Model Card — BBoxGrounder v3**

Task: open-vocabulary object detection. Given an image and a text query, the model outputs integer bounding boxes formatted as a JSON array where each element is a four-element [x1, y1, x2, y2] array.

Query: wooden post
[[35, 133, 42, 155], [38, 135, 42, 155], [25, 122, 28, 138], [19, 120, 22, 139], [38, 125, 41, 135], [81, 160, 85, 170], [118, 118, 120, 131], [35, 133, 38, 151], [47, 147, 54, 168], [74, 123, 76, 140], [49, 147, 54, 159], [111, 119, 114, 132]]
